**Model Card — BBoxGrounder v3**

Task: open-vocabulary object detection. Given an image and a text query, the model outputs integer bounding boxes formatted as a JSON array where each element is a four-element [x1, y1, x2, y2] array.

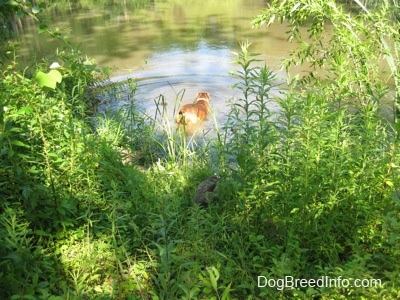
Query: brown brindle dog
[[176, 92, 211, 125]]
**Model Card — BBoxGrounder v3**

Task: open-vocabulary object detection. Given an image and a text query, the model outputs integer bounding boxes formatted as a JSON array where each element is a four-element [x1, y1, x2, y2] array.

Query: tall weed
[[1, 1, 400, 298], [216, 42, 400, 298]]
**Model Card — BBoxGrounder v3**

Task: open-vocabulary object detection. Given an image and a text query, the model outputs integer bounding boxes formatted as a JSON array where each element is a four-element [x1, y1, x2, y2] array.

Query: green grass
[[1, 2, 400, 299]]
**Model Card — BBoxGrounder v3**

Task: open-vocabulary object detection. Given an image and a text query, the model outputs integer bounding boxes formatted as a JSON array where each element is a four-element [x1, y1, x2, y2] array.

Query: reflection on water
[[18, 0, 293, 127], [19, 0, 291, 70], [104, 41, 284, 133], [109, 43, 241, 122]]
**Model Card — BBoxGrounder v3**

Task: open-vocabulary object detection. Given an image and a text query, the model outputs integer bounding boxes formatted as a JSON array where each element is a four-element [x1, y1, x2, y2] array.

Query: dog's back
[[176, 93, 210, 125]]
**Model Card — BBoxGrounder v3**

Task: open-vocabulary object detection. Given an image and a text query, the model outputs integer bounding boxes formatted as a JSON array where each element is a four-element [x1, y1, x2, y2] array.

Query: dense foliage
[[1, 0, 400, 299]]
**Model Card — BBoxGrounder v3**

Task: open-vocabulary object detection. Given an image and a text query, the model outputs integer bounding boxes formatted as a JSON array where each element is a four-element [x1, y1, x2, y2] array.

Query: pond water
[[17, 0, 297, 131]]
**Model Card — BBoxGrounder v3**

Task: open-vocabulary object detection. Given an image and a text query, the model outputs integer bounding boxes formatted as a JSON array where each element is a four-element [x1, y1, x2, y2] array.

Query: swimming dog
[[176, 92, 210, 125]]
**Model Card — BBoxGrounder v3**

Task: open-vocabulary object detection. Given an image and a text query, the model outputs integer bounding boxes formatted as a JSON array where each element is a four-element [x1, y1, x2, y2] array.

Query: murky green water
[[17, 0, 299, 128], [20, 1, 293, 70], [15, 0, 396, 127]]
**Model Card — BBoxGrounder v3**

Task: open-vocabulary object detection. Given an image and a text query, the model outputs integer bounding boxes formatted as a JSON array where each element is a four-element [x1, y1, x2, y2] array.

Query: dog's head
[[176, 92, 211, 126], [195, 92, 210, 103]]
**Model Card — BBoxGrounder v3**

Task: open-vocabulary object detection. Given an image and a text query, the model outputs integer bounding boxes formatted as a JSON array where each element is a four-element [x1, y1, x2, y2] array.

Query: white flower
[[50, 62, 61, 69]]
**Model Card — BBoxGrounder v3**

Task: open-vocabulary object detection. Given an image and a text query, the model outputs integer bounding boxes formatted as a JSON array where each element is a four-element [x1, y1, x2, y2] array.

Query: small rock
[[193, 175, 219, 206]]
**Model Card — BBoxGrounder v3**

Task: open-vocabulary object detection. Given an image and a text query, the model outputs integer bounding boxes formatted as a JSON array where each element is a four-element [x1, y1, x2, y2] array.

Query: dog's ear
[[197, 92, 210, 100], [176, 111, 185, 125]]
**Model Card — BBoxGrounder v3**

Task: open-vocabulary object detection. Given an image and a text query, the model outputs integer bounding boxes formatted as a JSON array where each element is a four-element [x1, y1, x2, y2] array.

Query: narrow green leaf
[[207, 266, 219, 292], [10, 140, 29, 147], [47, 152, 59, 158], [221, 283, 232, 300]]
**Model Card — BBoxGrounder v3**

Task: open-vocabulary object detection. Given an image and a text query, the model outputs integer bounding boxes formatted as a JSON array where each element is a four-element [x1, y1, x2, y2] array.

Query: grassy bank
[[1, 1, 400, 299]]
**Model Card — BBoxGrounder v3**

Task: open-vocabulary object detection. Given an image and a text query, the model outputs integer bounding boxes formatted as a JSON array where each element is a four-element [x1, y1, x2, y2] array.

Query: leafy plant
[[253, 0, 400, 126], [1, 1, 400, 299]]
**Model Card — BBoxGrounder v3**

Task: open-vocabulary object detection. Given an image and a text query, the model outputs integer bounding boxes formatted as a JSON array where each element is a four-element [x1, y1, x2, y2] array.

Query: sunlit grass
[[1, 1, 400, 299]]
